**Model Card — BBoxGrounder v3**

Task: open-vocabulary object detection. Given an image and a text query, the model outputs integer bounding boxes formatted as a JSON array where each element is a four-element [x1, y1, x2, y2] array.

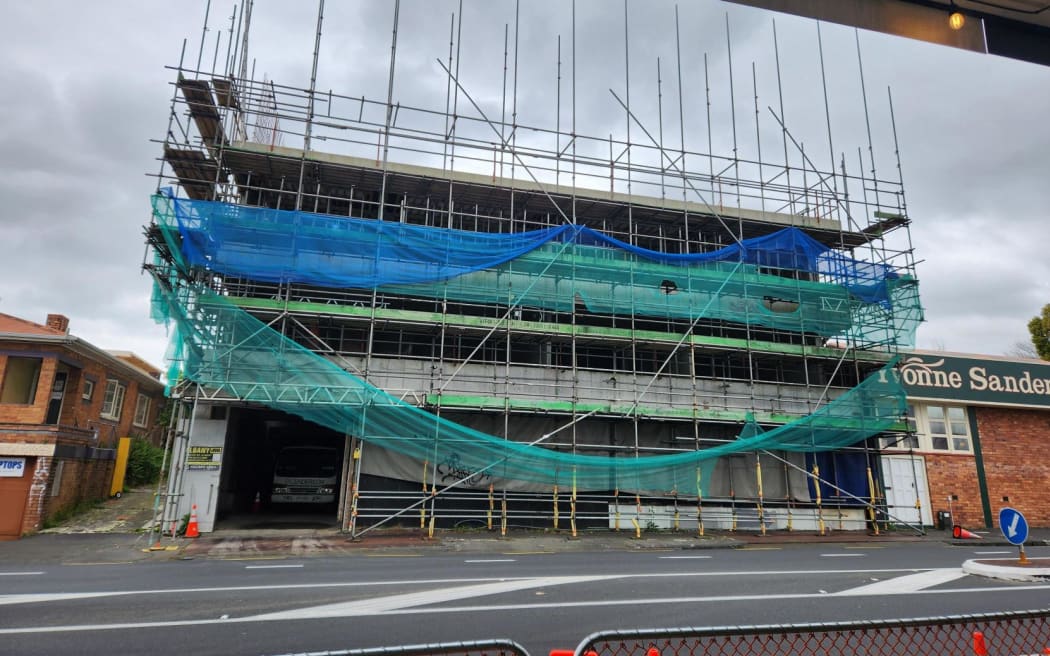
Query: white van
[[271, 446, 339, 504]]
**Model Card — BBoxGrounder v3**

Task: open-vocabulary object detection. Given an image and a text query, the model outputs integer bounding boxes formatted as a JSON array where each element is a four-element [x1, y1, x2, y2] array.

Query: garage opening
[[215, 407, 346, 531]]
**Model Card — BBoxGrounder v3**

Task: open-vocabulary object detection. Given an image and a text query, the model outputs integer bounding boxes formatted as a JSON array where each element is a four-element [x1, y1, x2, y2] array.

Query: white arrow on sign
[[1007, 513, 1020, 538]]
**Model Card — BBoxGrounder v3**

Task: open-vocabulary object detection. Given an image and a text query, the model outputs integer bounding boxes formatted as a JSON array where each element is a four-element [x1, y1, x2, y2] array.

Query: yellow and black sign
[[187, 446, 223, 471]]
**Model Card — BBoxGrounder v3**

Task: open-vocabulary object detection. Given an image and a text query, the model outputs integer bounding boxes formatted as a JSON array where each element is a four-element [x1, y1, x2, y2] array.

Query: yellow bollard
[[553, 485, 559, 530], [500, 497, 507, 537], [866, 465, 880, 536], [614, 488, 621, 532], [487, 483, 494, 531], [570, 476, 578, 539], [635, 494, 643, 535], [631, 516, 641, 539], [813, 463, 825, 536]]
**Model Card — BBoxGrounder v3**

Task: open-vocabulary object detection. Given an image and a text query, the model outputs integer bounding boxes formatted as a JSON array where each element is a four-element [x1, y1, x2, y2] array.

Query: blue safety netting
[[156, 191, 903, 306]]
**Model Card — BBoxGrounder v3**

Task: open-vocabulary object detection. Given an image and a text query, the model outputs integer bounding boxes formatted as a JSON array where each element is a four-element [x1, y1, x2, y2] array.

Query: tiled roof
[[0, 313, 64, 336]]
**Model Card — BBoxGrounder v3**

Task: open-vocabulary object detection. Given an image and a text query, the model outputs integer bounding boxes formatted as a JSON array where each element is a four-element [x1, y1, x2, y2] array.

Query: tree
[[1028, 304, 1050, 361]]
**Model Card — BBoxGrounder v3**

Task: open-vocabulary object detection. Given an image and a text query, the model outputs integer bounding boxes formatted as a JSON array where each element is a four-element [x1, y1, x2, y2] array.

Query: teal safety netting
[[150, 276, 907, 493], [152, 192, 922, 347]]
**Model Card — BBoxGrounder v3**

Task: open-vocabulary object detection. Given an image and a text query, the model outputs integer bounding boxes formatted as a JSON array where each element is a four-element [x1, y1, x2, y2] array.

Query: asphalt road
[[1, 542, 1047, 656]]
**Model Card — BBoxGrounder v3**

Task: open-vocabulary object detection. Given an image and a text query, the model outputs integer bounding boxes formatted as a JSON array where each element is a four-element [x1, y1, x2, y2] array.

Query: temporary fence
[[267, 639, 531, 656], [265, 609, 1050, 656], [568, 608, 1050, 656]]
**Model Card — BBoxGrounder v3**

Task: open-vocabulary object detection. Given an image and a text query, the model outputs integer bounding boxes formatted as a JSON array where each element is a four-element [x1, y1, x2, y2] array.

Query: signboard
[[186, 446, 223, 471], [0, 457, 26, 477], [998, 507, 1029, 546], [895, 354, 1050, 408]]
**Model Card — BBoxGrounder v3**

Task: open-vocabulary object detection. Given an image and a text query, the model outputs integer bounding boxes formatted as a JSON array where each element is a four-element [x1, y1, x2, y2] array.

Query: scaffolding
[[148, 0, 924, 537]]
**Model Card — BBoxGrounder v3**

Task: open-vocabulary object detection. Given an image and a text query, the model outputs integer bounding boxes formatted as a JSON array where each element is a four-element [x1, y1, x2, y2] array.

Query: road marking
[[249, 575, 611, 620], [974, 551, 1013, 555], [245, 564, 304, 569], [0, 568, 957, 607], [0, 572, 43, 576], [659, 555, 711, 559], [464, 559, 516, 563], [4, 578, 1049, 634], [836, 568, 968, 596], [821, 553, 864, 557]]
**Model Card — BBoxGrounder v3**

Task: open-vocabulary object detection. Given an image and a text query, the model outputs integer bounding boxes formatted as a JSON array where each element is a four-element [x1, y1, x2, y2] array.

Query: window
[[82, 378, 95, 402], [133, 394, 151, 427], [913, 403, 972, 454], [100, 379, 126, 421], [0, 356, 42, 404], [51, 460, 65, 497]]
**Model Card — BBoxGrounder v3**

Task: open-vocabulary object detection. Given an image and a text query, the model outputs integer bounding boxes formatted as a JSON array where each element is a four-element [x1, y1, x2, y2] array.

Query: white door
[[881, 455, 933, 527]]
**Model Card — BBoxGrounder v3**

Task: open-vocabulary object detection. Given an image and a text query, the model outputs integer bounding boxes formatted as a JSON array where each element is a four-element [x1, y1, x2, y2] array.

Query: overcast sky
[[2, 1, 1048, 372]]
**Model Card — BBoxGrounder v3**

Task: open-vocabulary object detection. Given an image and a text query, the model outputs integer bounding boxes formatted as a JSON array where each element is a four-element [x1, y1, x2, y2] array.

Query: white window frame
[[911, 402, 973, 454], [82, 378, 95, 401], [133, 393, 151, 427], [100, 379, 126, 421]]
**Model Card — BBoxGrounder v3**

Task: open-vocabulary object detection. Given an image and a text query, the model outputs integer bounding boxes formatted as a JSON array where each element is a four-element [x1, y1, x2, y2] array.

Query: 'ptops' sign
[[891, 354, 1050, 408], [0, 457, 26, 477]]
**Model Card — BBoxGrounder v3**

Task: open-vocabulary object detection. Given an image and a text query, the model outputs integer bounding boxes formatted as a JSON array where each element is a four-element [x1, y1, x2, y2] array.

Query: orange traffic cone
[[953, 525, 980, 539], [185, 504, 200, 539], [252, 491, 262, 513], [973, 631, 988, 656]]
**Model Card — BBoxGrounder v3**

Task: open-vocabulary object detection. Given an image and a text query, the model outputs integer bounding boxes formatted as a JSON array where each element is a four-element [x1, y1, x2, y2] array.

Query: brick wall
[[1, 343, 165, 443], [40, 457, 115, 526], [976, 406, 1050, 528], [21, 456, 49, 534], [922, 453, 983, 529], [0, 350, 55, 424]]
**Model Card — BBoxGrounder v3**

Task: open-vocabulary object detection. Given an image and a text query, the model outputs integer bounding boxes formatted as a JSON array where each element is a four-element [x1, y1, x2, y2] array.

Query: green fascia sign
[[897, 353, 1050, 408]]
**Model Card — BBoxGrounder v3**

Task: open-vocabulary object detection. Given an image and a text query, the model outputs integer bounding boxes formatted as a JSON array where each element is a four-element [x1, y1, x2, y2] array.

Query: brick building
[[881, 351, 1050, 532], [0, 312, 166, 538]]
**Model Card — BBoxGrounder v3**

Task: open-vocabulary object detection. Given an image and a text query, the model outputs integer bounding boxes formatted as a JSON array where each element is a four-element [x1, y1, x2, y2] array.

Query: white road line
[[0, 572, 44, 576], [244, 564, 304, 569], [821, 553, 864, 557], [836, 568, 968, 596], [659, 556, 712, 559], [974, 551, 1013, 555], [248, 575, 612, 620], [5, 582, 1050, 635], [464, 559, 516, 563], [0, 568, 951, 607]]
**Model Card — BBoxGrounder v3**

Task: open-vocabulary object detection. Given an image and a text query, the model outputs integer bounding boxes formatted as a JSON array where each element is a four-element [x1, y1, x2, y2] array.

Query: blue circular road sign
[[998, 507, 1029, 546]]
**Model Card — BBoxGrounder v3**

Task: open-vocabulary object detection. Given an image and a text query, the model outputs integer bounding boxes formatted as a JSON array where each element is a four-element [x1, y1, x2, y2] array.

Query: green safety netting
[[150, 274, 907, 493], [151, 193, 922, 348]]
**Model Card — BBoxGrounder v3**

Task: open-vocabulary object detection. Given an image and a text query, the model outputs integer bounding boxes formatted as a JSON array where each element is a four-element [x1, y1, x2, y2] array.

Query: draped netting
[[149, 189, 908, 493], [152, 192, 922, 347]]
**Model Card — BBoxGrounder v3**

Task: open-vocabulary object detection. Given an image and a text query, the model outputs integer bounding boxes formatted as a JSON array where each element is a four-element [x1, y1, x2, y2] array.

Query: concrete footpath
[[3, 486, 1047, 581], [3, 524, 1049, 576]]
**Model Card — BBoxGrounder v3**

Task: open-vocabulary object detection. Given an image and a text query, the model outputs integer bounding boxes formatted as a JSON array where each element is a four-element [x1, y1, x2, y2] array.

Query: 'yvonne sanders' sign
[[0, 457, 27, 477], [886, 354, 1050, 408]]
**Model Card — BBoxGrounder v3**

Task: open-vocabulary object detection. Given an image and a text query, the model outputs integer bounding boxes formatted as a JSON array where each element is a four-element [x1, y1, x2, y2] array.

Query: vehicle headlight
[[319, 487, 334, 494]]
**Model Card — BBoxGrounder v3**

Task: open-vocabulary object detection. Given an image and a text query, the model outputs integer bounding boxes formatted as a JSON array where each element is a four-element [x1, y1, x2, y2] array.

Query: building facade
[[885, 352, 1050, 532], [0, 313, 166, 538]]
